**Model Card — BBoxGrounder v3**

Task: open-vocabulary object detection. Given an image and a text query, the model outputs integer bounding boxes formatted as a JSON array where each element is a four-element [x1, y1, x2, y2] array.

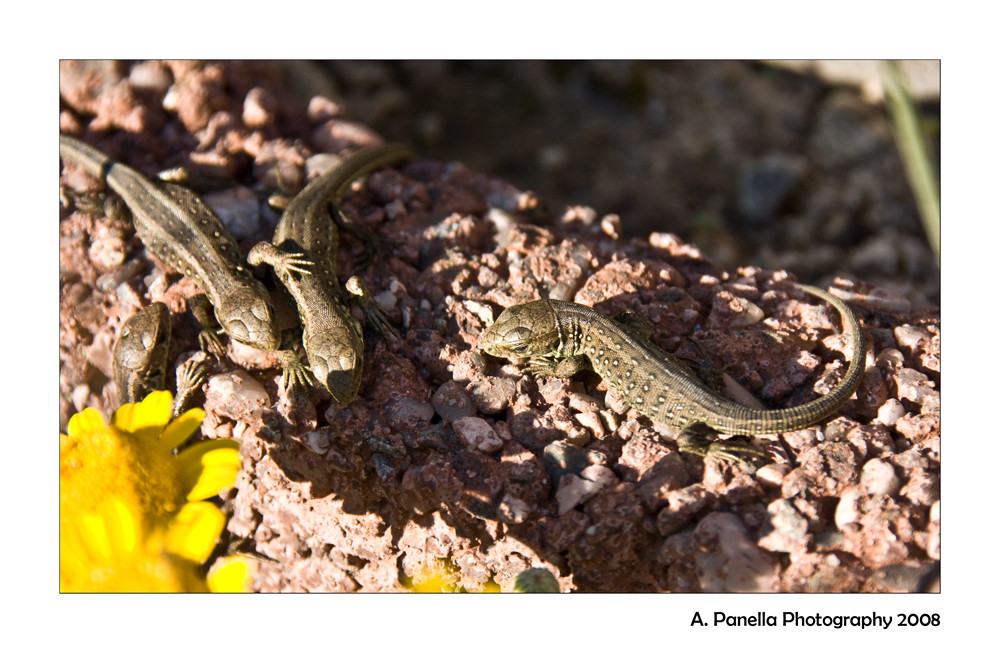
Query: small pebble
[[691, 512, 780, 592], [600, 214, 622, 239], [301, 430, 330, 455], [893, 325, 932, 352], [759, 498, 809, 553], [307, 95, 344, 123], [834, 486, 863, 530], [463, 300, 494, 324], [575, 411, 605, 439], [555, 465, 616, 514], [755, 463, 790, 488], [242, 87, 276, 128], [498, 494, 531, 525], [128, 60, 172, 92], [859, 458, 900, 496], [385, 397, 435, 425], [89, 234, 126, 269], [204, 370, 269, 420], [876, 399, 906, 427], [431, 380, 476, 422], [709, 293, 764, 329], [894, 367, 935, 405], [899, 470, 939, 506], [376, 290, 398, 312], [453, 416, 503, 454], [203, 187, 262, 240]]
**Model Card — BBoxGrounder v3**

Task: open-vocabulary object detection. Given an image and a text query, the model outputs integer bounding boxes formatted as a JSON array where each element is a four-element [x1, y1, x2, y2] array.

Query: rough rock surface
[[59, 61, 940, 592]]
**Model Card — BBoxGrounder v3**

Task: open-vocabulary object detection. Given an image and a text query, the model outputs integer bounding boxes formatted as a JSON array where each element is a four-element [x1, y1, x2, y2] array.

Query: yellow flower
[[207, 555, 258, 593], [60, 391, 245, 592], [59, 496, 220, 592], [404, 558, 501, 593]]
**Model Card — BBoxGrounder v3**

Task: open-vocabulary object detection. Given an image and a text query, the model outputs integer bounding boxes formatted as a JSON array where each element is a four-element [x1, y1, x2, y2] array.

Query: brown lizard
[[481, 283, 865, 462]]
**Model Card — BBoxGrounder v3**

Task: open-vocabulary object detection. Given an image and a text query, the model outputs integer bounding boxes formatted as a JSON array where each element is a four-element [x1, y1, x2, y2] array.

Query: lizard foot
[[524, 354, 589, 379], [676, 423, 768, 470], [345, 275, 397, 339], [172, 355, 210, 417], [197, 328, 226, 359], [276, 350, 313, 394], [189, 293, 226, 359], [248, 242, 314, 278]]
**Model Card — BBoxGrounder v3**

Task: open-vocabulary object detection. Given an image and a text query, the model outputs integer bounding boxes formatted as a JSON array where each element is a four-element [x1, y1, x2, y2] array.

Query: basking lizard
[[248, 144, 413, 402], [113, 302, 208, 418], [59, 134, 310, 390], [481, 283, 866, 462]]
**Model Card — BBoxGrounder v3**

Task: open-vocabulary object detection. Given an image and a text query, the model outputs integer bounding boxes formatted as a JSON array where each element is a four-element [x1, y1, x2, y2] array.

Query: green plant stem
[[882, 60, 940, 261]]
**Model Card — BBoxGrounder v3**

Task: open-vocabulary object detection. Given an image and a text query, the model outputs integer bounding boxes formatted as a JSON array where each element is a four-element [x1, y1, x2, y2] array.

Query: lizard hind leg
[[674, 422, 768, 469], [330, 205, 381, 275], [613, 308, 654, 340], [682, 338, 728, 393], [344, 274, 397, 339]]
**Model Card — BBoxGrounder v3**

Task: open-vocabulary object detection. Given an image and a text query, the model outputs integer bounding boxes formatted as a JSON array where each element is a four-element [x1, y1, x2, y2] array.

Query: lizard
[[113, 302, 209, 418], [247, 143, 414, 402], [480, 283, 866, 463], [59, 133, 310, 391]]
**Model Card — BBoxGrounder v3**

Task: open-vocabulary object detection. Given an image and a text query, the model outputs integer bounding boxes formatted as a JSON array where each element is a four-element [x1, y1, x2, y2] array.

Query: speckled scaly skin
[[248, 144, 413, 402], [481, 283, 865, 460], [60, 134, 309, 390]]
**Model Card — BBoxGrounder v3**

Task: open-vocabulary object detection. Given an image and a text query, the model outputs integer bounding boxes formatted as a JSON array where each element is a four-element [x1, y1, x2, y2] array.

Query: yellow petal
[[68, 498, 145, 570], [175, 439, 242, 501], [67, 408, 107, 439], [411, 576, 446, 592], [185, 459, 242, 501], [159, 407, 207, 452], [60, 516, 91, 588], [105, 498, 140, 556], [112, 390, 173, 439], [207, 555, 257, 593], [164, 502, 225, 564], [75, 511, 113, 566]]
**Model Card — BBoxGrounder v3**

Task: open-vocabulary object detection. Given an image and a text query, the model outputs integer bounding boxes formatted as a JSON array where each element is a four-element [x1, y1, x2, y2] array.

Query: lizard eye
[[509, 343, 531, 355]]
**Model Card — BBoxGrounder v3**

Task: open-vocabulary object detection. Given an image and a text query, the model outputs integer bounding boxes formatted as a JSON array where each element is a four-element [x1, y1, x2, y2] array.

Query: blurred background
[[279, 60, 940, 305]]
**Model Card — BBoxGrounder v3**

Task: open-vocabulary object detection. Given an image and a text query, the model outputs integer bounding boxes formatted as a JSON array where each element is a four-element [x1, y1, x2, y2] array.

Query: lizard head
[[216, 288, 281, 351], [303, 326, 364, 404], [480, 300, 561, 359], [113, 302, 171, 404]]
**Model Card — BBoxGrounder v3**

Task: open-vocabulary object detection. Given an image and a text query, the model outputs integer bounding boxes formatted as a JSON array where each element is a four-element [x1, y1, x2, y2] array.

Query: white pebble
[[555, 465, 616, 515], [859, 458, 900, 496], [876, 399, 906, 427], [834, 486, 863, 530], [453, 416, 503, 453]]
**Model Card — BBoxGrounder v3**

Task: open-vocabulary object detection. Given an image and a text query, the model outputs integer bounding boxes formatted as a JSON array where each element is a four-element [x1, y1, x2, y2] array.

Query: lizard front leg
[[247, 242, 314, 279], [188, 294, 226, 359], [172, 356, 210, 418]]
